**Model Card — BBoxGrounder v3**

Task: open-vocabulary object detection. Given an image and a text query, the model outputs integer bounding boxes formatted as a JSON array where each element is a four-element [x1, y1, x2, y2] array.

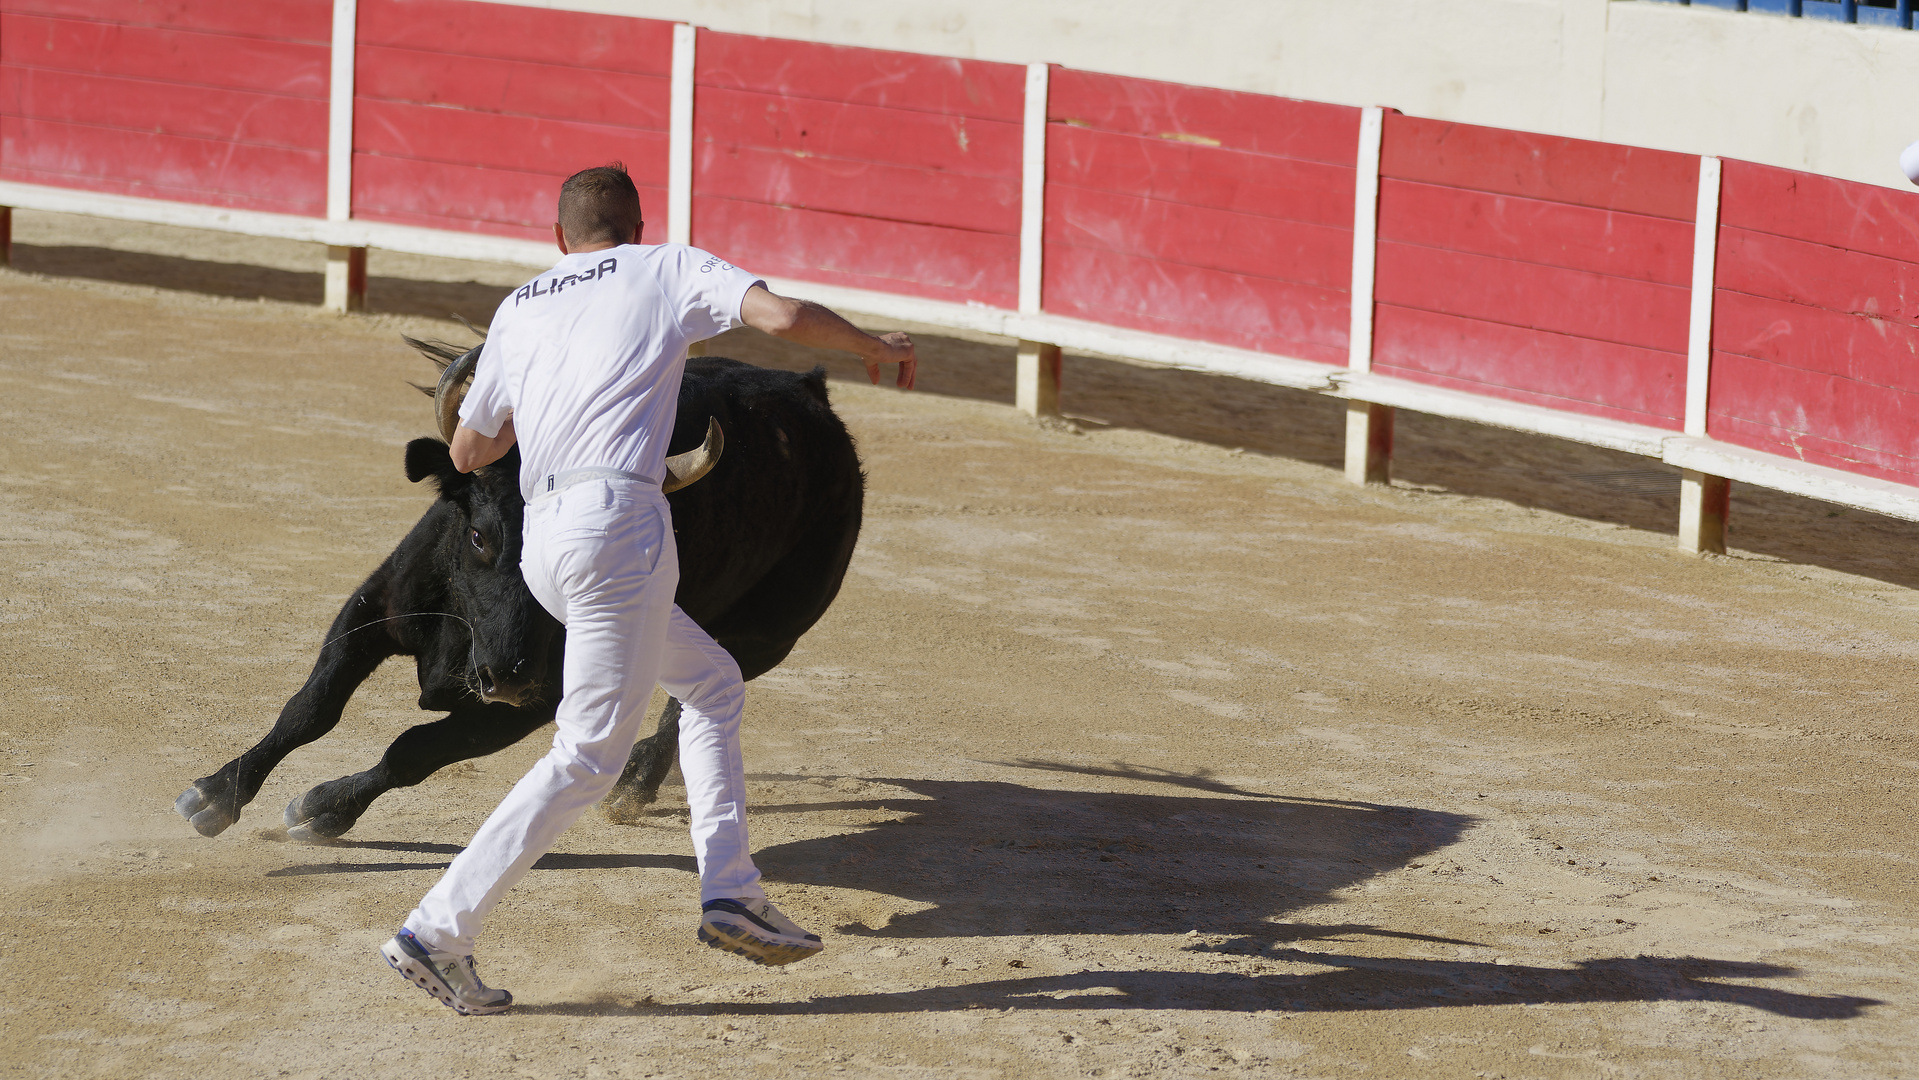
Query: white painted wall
[[484, 0, 1919, 190]]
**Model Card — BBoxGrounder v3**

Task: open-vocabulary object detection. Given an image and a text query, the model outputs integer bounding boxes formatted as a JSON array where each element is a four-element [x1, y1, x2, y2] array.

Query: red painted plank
[[1711, 289, 1919, 392], [355, 46, 670, 130], [0, 0, 330, 42], [1710, 414, 1919, 484], [355, 100, 669, 186], [1709, 351, 1919, 481], [0, 67, 326, 150], [697, 31, 1023, 121], [1, 15, 328, 98], [1377, 178, 1694, 286], [1, 116, 324, 214], [1374, 241, 1691, 353], [357, 0, 672, 74], [1041, 242, 1349, 363], [1044, 184, 1350, 289], [1373, 305, 1685, 426], [1717, 226, 1919, 323], [693, 196, 1017, 307], [1048, 68, 1359, 166], [1047, 125, 1353, 229], [1719, 158, 1919, 265], [696, 86, 1022, 180], [353, 153, 666, 239], [1380, 113, 1698, 220], [695, 145, 1017, 236]]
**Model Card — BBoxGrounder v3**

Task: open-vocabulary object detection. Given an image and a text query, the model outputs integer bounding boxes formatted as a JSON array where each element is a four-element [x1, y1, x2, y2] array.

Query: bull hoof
[[177, 784, 235, 837], [283, 796, 353, 844], [601, 785, 657, 826]]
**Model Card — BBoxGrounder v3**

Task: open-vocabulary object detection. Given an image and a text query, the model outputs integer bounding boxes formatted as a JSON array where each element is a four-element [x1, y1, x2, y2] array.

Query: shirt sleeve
[[670, 245, 765, 341], [457, 315, 514, 439]]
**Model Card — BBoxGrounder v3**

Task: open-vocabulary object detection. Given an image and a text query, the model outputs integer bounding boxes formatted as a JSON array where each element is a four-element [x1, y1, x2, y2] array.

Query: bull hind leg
[[284, 702, 553, 842], [604, 698, 683, 825]]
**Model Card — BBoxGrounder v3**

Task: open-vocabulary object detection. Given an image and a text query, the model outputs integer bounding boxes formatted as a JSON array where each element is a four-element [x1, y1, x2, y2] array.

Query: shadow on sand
[[267, 765, 1877, 1019]]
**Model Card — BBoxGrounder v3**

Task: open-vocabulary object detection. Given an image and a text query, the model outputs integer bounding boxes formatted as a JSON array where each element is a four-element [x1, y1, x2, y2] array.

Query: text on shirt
[[515, 258, 620, 306]]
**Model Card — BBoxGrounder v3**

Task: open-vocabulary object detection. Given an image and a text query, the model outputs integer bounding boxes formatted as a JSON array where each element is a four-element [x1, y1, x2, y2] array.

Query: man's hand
[[863, 332, 917, 390], [741, 286, 916, 390]]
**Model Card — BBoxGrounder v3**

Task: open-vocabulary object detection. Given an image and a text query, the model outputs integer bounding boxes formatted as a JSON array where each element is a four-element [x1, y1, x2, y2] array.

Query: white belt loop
[[530, 466, 662, 503]]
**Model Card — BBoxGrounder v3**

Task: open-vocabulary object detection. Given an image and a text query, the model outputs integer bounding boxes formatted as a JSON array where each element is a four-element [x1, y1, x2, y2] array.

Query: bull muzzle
[[431, 344, 724, 492]]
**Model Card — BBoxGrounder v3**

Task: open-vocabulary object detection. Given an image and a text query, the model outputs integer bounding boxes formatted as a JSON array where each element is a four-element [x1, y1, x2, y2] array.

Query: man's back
[[462, 243, 761, 500]]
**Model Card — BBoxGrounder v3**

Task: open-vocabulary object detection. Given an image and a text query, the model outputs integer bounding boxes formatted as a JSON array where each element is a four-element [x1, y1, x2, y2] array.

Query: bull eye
[[470, 528, 486, 554]]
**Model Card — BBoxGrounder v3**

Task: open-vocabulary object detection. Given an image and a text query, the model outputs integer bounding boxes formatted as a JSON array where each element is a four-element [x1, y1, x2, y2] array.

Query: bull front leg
[[604, 697, 682, 825], [283, 700, 555, 842], [175, 590, 395, 837]]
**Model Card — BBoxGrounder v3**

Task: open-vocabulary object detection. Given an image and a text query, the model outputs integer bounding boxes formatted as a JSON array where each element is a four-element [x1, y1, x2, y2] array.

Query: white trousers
[[406, 477, 762, 956]]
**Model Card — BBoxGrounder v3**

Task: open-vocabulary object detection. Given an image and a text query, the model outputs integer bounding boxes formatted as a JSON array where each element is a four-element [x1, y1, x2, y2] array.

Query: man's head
[[556, 163, 642, 250]]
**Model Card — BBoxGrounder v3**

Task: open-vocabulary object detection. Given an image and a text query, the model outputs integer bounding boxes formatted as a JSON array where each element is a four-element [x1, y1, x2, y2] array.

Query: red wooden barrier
[[1710, 161, 1919, 484], [1372, 115, 1698, 429], [1042, 69, 1358, 364], [0, 0, 330, 216], [691, 31, 1023, 306], [352, 0, 672, 242]]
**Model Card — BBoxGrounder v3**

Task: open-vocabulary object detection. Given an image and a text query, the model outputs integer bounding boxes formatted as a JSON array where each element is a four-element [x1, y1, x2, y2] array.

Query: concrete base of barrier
[[0, 182, 557, 270], [1335, 373, 1675, 458], [1662, 437, 1919, 522]]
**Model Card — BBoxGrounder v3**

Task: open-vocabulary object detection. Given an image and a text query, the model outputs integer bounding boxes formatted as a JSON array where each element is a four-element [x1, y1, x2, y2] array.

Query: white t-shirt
[[459, 244, 763, 502]]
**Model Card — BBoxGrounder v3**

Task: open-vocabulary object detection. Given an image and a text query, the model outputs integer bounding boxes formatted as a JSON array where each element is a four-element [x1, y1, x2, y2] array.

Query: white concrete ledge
[[1331, 371, 1677, 458], [759, 275, 1345, 392], [1661, 436, 1919, 522], [0, 181, 558, 267]]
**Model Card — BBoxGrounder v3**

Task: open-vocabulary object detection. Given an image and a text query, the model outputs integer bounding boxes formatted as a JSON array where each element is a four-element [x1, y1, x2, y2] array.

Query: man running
[[381, 163, 916, 1015]]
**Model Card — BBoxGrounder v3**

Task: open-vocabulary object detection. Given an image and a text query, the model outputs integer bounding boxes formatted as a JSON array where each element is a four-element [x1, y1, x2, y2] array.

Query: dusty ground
[[4, 210, 1919, 1078]]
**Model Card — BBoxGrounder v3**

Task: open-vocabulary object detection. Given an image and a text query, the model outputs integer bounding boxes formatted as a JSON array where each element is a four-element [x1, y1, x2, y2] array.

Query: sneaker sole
[[698, 924, 824, 967], [380, 942, 511, 1016]]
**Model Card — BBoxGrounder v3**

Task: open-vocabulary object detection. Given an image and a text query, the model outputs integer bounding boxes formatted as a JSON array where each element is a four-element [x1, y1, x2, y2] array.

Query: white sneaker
[[698, 898, 825, 966], [380, 929, 512, 1015]]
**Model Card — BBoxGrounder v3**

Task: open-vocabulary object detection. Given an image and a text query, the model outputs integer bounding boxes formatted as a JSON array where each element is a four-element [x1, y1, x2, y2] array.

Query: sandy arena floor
[[4, 211, 1919, 1078]]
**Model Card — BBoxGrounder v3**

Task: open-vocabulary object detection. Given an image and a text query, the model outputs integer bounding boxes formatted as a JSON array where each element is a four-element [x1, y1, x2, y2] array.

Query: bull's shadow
[[657, 955, 1875, 1021], [749, 768, 1472, 946]]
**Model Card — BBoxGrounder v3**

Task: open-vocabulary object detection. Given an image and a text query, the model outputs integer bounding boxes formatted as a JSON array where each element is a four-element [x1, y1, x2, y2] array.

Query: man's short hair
[[557, 163, 642, 247]]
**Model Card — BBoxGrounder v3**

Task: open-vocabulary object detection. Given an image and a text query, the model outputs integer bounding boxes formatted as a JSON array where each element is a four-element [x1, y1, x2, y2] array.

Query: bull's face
[[404, 438, 556, 708]]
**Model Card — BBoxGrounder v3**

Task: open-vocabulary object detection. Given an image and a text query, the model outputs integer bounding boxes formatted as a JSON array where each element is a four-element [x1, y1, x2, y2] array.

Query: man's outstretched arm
[[740, 286, 917, 389]]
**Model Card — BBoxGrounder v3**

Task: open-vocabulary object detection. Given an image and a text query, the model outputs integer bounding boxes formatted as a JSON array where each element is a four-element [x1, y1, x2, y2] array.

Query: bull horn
[[663, 418, 723, 493], [433, 344, 483, 443]]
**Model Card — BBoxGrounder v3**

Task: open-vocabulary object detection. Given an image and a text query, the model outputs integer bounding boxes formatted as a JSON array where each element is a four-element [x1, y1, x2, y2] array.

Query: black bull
[[175, 356, 863, 841]]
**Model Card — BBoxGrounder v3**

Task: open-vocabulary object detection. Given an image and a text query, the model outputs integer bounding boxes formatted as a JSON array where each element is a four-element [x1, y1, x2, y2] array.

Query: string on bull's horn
[[320, 613, 475, 651]]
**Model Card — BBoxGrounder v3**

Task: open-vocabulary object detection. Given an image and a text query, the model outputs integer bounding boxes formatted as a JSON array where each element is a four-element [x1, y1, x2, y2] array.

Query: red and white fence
[[7, 0, 1919, 549]]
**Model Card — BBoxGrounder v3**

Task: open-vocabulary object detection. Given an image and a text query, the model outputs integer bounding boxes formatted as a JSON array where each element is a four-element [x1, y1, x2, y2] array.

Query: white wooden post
[[1019, 62, 1048, 316], [668, 24, 695, 246], [1680, 470, 1730, 554], [324, 245, 367, 313], [323, 0, 365, 313], [1017, 340, 1061, 418], [1344, 105, 1390, 484], [1680, 155, 1727, 554], [1014, 62, 1061, 417]]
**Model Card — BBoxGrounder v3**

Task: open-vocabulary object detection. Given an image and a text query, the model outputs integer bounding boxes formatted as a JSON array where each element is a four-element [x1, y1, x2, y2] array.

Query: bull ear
[[404, 437, 455, 483], [403, 437, 477, 504]]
